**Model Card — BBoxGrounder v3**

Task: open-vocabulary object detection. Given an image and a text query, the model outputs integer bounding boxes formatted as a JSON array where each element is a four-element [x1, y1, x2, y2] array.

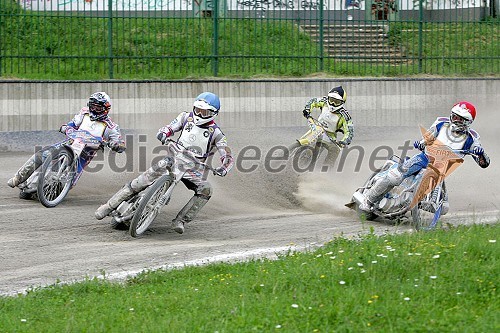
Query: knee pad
[[387, 167, 404, 186], [196, 183, 212, 198]]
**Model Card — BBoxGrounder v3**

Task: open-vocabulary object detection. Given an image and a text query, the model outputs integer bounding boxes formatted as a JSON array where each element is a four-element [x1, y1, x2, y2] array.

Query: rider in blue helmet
[[95, 92, 234, 234]]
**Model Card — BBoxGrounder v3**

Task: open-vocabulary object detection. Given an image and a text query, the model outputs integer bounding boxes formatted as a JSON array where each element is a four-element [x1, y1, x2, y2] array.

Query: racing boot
[[7, 154, 41, 188], [171, 195, 210, 234], [95, 183, 136, 220]]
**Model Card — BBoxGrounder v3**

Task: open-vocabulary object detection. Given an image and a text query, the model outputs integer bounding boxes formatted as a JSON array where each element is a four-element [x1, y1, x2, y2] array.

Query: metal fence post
[[319, 0, 324, 72], [418, 0, 424, 73], [108, 0, 114, 79], [212, 0, 219, 77]]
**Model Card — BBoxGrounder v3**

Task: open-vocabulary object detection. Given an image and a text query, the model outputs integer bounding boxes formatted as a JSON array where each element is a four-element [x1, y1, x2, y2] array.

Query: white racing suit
[[95, 111, 234, 232], [8, 107, 125, 190], [305, 97, 354, 163], [362, 117, 490, 210]]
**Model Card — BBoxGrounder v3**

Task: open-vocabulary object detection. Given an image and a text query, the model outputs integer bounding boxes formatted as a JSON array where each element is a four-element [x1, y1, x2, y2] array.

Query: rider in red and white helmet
[[449, 101, 476, 133], [359, 100, 490, 213]]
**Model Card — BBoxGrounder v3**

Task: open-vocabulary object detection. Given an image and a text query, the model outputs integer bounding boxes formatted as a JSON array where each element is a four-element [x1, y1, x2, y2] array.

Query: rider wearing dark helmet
[[7, 92, 125, 194]]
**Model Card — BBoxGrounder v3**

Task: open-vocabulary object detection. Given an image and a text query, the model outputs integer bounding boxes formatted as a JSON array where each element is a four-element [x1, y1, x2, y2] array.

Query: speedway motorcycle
[[346, 146, 474, 230], [288, 116, 342, 170], [19, 129, 104, 208], [104, 139, 220, 238]]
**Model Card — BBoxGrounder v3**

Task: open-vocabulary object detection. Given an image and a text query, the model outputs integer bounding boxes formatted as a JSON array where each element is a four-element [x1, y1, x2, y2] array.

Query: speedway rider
[[359, 101, 490, 212], [302, 86, 354, 162], [7, 92, 126, 196], [95, 92, 234, 234]]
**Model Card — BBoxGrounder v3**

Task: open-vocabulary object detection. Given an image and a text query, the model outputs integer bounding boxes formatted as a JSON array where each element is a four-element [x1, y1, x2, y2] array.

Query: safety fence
[[0, 0, 498, 79]]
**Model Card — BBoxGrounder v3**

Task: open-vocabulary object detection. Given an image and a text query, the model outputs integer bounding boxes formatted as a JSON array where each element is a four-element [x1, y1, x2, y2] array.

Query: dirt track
[[1, 121, 498, 296]]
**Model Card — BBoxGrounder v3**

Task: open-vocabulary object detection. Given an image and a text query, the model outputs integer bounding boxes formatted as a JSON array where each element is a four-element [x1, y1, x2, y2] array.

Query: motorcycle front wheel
[[411, 204, 437, 231], [129, 174, 172, 237], [37, 147, 74, 208], [288, 141, 325, 172]]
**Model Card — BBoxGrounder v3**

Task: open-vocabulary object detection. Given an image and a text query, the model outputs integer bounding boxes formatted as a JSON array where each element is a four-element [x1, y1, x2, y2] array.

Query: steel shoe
[[7, 176, 20, 188], [171, 219, 185, 234], [95, 203, 113, 220]]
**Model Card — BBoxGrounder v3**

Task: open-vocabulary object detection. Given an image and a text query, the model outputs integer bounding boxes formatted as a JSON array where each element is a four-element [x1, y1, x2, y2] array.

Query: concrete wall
[[0, 78, 498, 132]]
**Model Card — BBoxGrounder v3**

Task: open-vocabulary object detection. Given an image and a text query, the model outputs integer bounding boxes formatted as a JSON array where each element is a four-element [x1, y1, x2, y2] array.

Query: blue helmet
[[192, 92, 220, 125]]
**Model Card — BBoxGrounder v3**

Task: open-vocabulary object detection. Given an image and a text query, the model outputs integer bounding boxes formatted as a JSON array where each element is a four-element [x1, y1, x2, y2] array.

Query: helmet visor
[[194, 107, 217, 119], [328, 96, 343, 107]]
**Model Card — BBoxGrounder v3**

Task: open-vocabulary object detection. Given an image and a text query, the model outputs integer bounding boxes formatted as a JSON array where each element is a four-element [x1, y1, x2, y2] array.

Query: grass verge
[[0, 223, 498, 332]]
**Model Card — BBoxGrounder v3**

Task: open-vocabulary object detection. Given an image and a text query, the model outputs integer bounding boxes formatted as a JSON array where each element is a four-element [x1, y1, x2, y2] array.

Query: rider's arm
[[104, 122, 126, 153], [469, 138, 490, 168], [157, 112, 188, 140], [337, 110, 354, 146], [214, 132, 234, 175], [59, 108, 86, 133], [304, 97, 328, 114]]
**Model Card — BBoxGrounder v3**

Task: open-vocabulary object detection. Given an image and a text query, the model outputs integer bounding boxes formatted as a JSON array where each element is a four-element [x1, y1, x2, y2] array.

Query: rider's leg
[[7, 149, 47, 188], [359, 166, 403, 211], [171, 171, 212, 234], [95, 157, 171, 219], [324, 142, 341, 165], [319, 133, 340, 165], [359, 152, 429, 212]]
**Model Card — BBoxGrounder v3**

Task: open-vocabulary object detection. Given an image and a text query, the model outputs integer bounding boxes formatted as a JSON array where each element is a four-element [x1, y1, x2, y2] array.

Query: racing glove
[[413, 140, 425, 151], [473, 146, 484, 156], [157, 127, 174, 144], [338, 140, 347, 148], [109, 141, 126, 153], [302, 109, 311, 119], [60, 124, 75, 135], [214, 166, 228, 177]]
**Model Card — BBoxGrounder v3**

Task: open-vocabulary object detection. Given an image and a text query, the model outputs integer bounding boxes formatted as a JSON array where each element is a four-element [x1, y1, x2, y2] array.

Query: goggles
[[89, 103, 108, 114], [328, 96, 343, 107], [450, 113, 471, 126], [194, 107, 217, 119]]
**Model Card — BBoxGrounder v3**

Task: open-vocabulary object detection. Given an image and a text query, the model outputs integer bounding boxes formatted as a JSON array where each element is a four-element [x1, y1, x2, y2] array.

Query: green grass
[[1, 0, 499, 79], [1, 223, 498, 332]]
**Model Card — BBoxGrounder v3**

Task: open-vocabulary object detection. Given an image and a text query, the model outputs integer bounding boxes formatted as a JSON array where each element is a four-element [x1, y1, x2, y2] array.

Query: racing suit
[[361, 117, 490, 210], [7, 107, 125, 190], [95, 111, 234, 233], [304, 97, 354, 163]]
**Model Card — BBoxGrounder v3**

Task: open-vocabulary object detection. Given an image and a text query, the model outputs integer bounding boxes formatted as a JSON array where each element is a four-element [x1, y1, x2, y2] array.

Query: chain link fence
[[1, 0, 498, 79]]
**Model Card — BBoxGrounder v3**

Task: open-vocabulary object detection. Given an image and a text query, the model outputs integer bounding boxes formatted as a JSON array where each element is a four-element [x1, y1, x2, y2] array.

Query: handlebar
[[163, 139, 223, 176], [304, 115, 345, 148], [417, 144, 477, 158]]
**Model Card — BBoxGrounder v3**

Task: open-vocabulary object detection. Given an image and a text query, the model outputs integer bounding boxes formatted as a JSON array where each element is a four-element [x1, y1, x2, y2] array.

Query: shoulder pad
[[337, 108, 352, 121], [102, 117, 117, 129], [469, 128, 480, 139]]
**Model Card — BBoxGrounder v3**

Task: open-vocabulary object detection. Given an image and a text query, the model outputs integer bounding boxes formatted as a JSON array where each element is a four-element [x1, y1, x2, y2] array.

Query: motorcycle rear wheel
[[129, 174, 172, 237], [37, 147, 74, 208]]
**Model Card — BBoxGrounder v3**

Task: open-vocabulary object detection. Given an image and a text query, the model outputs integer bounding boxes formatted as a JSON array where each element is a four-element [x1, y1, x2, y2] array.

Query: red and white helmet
[[450, 101, 476, 132]]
